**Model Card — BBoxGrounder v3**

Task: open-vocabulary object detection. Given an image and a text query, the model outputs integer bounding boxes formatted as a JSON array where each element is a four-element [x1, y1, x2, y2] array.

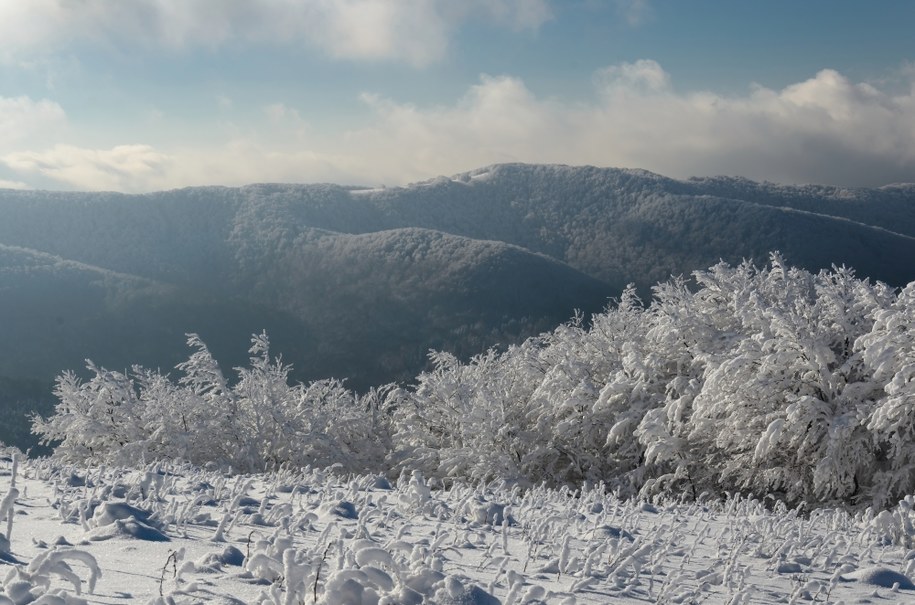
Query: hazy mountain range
[[2, 163, 914, 449]]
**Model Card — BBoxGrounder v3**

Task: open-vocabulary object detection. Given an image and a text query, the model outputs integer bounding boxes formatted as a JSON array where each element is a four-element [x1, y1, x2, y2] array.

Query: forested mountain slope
[[357, 164, 915, 289], [3, 164, 914, 292], [1, 163, 913, 449]]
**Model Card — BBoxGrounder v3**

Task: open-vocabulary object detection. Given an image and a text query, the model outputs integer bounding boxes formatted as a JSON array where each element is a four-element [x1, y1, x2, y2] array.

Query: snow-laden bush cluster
[[31, 333, 390, 475], [32, 254, 915, 509]]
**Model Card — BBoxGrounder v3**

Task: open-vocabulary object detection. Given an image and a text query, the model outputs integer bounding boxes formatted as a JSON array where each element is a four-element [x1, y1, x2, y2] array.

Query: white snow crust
[[3, 456, 915, 604]]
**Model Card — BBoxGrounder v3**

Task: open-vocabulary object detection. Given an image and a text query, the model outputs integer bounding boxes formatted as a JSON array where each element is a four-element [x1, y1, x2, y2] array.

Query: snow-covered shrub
[[391, 346, 538, 484], [33, 333, 390, 474], [679, 259, 886, 504]]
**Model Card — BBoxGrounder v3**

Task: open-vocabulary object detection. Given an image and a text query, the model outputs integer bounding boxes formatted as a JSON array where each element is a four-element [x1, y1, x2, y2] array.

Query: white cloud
[[345, 75, 562, 182], [217, 95, 234, 110], [0, 96, 67, 150], [261, 102, 310, 142], [615, 0, 653, 26], [2, 144, 170, 192], [3, 62, 915, 191], [263, 102, 303, 124], [594, 59, 670, 94], [0, 140, 356, 192], [0, 0, 552, 67], [168, 141, 357, 188], [0, 179, 30, 190], [448, 0, 554, 32]]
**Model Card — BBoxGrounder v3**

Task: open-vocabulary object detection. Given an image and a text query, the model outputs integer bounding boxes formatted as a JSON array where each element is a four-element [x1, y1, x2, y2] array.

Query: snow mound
[[431, 575, 500, 605], [467, 500, 512, 526], [587, 525, 633, 541], [198, 545, 245, 568], [90, 501, 157, 528], [776, 562, 803, 574], [320, 500, 358, 519], [371, 475, 392, 490], [841, 566, 915, 589], [65, 473, 86, 487], [87, 516, 170, 542]]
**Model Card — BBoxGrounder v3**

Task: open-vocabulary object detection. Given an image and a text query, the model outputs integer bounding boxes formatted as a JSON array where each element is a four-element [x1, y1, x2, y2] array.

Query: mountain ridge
[[2, 162, 915, 449]]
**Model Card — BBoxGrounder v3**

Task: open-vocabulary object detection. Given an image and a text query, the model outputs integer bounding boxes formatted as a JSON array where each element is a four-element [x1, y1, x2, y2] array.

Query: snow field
[[3, 456, 915, 604]]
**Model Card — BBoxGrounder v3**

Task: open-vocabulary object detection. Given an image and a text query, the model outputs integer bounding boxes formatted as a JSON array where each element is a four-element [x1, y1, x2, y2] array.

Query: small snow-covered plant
[[1, 486, 18, 548], [0, 453, 20, 555], [0, 547, 101, 604]]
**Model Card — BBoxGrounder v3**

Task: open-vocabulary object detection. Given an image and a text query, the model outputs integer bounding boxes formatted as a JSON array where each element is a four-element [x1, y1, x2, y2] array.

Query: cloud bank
[[346, 61, 915, 187], [3, 61, 915, 191], [0, 0, 551, 67], [3, 144, 169, 192]]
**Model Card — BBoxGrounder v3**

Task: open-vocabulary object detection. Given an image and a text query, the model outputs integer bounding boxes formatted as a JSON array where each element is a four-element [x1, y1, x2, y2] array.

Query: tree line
[[32, 253, 915, 509]]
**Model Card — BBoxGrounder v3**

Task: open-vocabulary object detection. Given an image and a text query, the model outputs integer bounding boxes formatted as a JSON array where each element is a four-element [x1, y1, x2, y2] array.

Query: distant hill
[[1, 163, 914, 449]]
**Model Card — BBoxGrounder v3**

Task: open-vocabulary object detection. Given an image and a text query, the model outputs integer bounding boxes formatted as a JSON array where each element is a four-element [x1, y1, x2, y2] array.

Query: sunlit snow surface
[[2, 456, 915, 604]]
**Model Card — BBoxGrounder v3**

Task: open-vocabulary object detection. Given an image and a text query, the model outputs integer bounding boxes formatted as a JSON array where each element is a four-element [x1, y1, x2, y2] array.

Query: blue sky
[[0, 0, 913, 192]]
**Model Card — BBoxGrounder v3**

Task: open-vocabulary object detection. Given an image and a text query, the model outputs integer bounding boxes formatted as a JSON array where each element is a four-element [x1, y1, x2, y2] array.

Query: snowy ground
[[2, 455, 915, 604]]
